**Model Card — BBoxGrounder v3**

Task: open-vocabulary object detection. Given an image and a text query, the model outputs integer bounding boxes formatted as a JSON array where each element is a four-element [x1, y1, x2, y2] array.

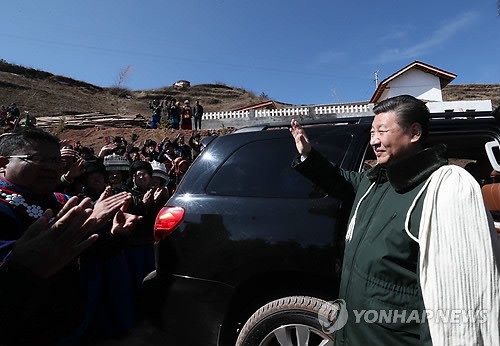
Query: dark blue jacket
[[0, 177, 83, 345]]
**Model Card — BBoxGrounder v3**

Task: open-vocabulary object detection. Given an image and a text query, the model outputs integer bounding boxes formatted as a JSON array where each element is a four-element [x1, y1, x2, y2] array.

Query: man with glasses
[[0, 127, 141, 344]]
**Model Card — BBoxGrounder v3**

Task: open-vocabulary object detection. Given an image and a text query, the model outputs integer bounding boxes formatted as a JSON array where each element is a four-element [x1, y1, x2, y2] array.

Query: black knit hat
[[82, 159, 106, 176], [130, 160, 153, 176], [79, 159, 106, 185]]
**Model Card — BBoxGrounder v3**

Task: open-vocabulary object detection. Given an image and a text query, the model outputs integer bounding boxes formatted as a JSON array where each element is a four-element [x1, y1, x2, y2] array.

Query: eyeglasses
[[7, 154, 64, 166]]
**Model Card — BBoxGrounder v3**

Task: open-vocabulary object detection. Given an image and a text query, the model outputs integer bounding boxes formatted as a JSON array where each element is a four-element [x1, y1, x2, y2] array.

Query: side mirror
[[485, 140, 500, 172]]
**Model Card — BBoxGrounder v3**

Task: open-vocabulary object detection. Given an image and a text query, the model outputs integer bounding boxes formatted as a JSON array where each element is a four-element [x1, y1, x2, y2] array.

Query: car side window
[[207, 131, 352, 198], [430, 132, 498, 185], [362, 131, 500, 185]]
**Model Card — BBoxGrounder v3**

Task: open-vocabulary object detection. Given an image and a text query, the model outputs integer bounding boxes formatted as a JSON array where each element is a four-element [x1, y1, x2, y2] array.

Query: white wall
[[381, 69, 443, 102], [426, 100, 492, 112]]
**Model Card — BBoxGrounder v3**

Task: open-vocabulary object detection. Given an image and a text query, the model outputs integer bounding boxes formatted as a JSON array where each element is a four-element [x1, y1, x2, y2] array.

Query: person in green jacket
[[290, 95, 500, 345]]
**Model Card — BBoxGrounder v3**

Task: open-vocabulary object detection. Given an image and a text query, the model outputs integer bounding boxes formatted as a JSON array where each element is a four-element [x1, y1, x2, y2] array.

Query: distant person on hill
[[193, 100, 204, 131], [180, 100, 193, 130], [5, 103, 20, 130], [169, 101, 181, 130], [7, 103, 20, 119], [149, 99, 162, 129], [23, 111, 36, 127], [161, 99, 170, 120]]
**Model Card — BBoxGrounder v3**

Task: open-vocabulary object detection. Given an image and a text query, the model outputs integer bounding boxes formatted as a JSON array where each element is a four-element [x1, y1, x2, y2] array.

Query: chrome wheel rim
[[259, 323, 334, 346]]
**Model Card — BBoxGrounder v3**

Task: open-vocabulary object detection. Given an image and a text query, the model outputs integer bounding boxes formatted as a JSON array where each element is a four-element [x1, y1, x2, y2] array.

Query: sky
[[1, 0, 499, 106]]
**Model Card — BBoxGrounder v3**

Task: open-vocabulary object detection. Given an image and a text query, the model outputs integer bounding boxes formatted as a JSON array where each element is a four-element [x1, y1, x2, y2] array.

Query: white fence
[[203, 103, 373, 120], [202, 98, 493, 123]]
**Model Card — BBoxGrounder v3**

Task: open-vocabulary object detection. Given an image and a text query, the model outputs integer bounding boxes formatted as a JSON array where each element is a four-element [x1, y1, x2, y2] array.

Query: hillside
[[442, 84, 500, 110], [0, 60, 273, 117], [1, 60, 498, 150], [0, 61, 274, 149]]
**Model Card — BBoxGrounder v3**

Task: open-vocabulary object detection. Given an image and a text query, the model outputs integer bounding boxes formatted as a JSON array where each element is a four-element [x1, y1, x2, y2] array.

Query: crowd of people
[[148, 98, 204, 130], [0, 126, 205, 344], [1, 99, 205, 133], [93, 132, 203, 195]]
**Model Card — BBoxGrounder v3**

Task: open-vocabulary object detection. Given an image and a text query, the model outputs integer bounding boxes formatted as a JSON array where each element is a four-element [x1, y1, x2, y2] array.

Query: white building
[[370, 61, 492, 112], [201, 60, 493, 128]]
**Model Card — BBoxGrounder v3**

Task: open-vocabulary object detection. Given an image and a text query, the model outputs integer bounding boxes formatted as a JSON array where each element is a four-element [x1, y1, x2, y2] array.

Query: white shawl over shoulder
[[416, 165, 500, 345]]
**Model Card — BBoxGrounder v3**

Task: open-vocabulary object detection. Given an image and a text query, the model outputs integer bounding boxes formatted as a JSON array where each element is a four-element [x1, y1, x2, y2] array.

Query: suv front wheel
[[235, 296, 339, 346]]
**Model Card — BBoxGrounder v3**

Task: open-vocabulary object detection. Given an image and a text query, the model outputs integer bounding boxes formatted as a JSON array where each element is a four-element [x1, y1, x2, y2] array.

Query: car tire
[[235, 295, 339, 346]]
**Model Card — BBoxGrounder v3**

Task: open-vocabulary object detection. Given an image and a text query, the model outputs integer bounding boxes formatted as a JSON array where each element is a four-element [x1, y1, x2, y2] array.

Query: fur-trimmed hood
[[366, 144, 448, 193]]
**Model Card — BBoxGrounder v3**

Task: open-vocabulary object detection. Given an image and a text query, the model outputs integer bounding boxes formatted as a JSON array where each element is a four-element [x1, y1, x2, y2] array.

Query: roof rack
[[235, 115, 373, 133], [234, 110, 498, 134], [428, 110, 494, 120]]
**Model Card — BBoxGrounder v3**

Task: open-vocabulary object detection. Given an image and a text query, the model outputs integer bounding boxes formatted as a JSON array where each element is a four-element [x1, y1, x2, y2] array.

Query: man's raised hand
[[290, 119, 311, 156]]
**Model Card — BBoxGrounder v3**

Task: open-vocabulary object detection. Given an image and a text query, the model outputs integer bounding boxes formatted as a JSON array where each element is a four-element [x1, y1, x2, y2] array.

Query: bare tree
[[112, 65, 133, 115], [115, 65, 132, 88]]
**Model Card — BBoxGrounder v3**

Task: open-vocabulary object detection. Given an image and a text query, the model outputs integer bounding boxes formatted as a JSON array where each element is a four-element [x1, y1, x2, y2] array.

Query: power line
[[0, 33, 353, 81]]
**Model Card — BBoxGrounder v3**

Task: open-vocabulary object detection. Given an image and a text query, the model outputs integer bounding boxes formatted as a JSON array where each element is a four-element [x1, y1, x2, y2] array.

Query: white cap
[[151, 160, 169, 181], [104, 153, 130, 171]]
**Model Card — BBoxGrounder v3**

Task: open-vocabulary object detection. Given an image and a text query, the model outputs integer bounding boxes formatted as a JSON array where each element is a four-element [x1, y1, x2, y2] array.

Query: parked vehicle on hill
[[143, 109, 500, 346], [173, 80, 191, 89]]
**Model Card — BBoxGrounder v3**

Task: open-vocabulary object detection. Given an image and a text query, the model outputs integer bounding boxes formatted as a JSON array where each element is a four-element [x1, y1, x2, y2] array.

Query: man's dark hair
[[0, 127, 60, 155], [127, 146, 140, 154], [373, 95, 430, 141], [79, 146, 94, 156]]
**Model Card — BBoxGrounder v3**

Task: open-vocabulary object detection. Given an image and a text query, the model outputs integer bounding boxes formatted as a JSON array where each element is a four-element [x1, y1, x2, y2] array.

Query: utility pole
[[374, 70, 379, 89]]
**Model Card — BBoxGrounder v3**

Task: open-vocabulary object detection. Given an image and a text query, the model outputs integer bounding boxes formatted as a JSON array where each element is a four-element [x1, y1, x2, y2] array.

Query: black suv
[[143, 110, 500, 346]]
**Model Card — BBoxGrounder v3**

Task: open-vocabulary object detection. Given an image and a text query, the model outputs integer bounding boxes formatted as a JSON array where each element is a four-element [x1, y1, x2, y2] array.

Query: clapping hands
[[9, 197, 98, 279], [89, 187, 142, 236], [142, 187, 169, 206], [8, 188, 145, 280]]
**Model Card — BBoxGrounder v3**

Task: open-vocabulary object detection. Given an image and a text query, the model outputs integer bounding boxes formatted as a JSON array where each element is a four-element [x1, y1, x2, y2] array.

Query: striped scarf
[[413, 165, 500, 345]]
